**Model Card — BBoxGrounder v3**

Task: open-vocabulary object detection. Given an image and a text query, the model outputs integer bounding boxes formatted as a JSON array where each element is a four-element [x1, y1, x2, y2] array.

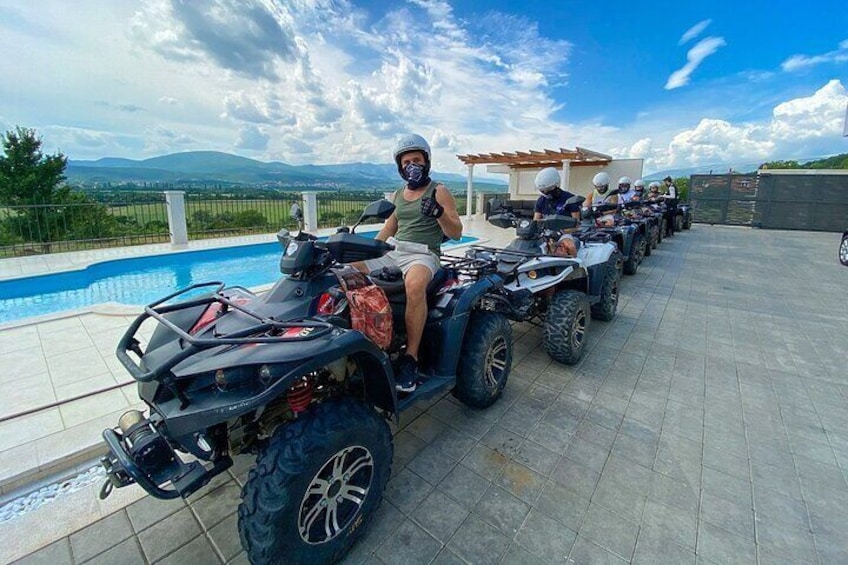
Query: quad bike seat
[[370, 266, 449, 306]]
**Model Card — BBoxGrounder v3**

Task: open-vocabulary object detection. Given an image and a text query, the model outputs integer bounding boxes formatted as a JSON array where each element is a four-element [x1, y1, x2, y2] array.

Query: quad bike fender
[[157, 330, 396, 438], [579, 241, 618, 267], [427, 275, 502, 377]]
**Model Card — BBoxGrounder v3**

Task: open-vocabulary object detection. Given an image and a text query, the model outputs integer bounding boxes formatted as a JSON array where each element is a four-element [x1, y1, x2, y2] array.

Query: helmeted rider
[[533, 167, 581, 256], [617, 176, 635, 205], [586, 171, 618, 226], [647, 181, 662, 201], [356, 133, 463, 393], [632, 179, 646, 201]]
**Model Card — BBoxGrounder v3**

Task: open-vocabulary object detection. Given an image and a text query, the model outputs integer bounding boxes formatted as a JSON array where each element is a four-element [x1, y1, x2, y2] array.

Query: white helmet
[[593, 171, 610, 194], [634, 179, 645, 189], [393, 133, 431, 176], [618, 176, 632, 193], [534, 167, 561, 194], [649, 181, 661, 192]]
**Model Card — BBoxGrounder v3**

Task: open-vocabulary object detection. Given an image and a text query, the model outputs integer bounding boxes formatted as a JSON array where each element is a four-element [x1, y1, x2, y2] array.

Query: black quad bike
[[466, 207, 622, 364], [578, 196, 643, 275], [677, 202, 693, 230], [98, 200, 515, 565], [619, 200, 661, 259]]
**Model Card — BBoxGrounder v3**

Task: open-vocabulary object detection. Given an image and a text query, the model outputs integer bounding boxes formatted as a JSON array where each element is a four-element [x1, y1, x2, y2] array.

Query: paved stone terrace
[[8, 225, 848, 564]]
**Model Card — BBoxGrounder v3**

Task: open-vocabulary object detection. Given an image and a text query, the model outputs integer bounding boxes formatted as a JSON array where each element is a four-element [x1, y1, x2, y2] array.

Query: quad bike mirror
[[350, 199, 396, 233], [542, 215, 579, 230], [566, 195, 585, 207], [488, 213, 516, 229], [276, 228, 290, 249]]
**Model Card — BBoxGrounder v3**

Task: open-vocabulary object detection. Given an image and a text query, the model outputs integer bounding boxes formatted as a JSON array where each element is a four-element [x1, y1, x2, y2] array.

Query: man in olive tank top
[[358, 133, 463, 392]]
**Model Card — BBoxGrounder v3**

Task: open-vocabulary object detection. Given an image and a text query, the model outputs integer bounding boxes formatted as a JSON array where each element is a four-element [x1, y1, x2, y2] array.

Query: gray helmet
[[649, 181, 661, 192], [618, 176, 632, 193], [393, 133, 431, 177]]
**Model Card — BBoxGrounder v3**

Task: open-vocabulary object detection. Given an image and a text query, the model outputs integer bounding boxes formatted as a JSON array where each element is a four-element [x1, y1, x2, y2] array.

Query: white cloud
[[781, 39, 848, 71], [158, 97, 179, 105], [235, 125, 270, 151], [646, 80, 848, 170], [678, 19, 712, 45], [665, 36, 726, 90]]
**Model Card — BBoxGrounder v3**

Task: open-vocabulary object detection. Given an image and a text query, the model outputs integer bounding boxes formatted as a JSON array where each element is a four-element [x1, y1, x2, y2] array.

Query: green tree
[[674, 176, 690, 202], [0, 127, 68, 206]]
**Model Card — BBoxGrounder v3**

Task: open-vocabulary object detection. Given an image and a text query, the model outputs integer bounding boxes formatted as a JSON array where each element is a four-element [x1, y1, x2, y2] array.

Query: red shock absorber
[[287, 378, 313, 414]]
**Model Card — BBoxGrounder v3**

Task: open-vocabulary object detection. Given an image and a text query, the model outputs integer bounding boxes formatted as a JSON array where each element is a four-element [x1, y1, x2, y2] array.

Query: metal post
[[164, 191, 188, 247], [561, 159, 571, 191], [466, 163, 474, 220]]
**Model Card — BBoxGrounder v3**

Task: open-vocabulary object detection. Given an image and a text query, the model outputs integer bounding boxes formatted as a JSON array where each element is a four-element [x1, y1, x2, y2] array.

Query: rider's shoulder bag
[[333, 266, 393, 350]]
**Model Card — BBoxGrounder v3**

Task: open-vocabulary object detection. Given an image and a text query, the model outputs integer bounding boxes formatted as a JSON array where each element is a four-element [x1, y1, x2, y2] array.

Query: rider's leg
[[403, 264, 433, 361]]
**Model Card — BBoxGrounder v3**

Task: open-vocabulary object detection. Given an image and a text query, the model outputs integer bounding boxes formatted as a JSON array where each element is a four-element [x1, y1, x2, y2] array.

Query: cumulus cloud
[[131, 0, 300, 81], [235, 125, 270, 151], [665, 36, 726, 90], [158, 97, 179, 105], [678, 19, 712, 45], [649, 80, 848, 170], [781, 39, 848, 71]]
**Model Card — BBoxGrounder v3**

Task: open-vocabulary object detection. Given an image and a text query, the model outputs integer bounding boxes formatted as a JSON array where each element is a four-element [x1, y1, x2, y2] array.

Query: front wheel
[[238, 398, 392, 565], [544, 290, 590, 365], [623, 231, 644, 275], [840, 234, 848, 266], [591, 252, 621, 321], [455, 312, 513, 408]]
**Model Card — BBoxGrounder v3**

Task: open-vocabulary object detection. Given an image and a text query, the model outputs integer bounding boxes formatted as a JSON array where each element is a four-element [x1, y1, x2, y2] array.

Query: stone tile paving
[[11, 225, 848, 564]]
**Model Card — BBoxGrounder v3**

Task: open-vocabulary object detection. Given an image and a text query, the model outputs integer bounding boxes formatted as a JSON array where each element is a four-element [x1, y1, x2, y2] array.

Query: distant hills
[[645, 153, 848, 181], [66, 151, 507, 192]]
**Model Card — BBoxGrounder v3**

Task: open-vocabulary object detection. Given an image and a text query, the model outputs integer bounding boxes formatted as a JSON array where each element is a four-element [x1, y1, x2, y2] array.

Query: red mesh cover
[[334, 267, 393, 350]]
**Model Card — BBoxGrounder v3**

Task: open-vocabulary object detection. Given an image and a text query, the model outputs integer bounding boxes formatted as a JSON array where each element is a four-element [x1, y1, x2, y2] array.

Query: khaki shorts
[[363, 249, 441, 277]]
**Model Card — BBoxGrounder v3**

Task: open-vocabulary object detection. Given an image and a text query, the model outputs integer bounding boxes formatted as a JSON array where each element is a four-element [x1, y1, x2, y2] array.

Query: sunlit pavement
[[4, 223, 848, 564]]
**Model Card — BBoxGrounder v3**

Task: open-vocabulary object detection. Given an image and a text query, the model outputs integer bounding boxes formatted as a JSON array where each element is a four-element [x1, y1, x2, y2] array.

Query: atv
[[465, 203, 622, 364], [615, 199, 653, 263], [577, 194, 642, 275], [98, 200, 514, 565], [677, 202, 693, 230]]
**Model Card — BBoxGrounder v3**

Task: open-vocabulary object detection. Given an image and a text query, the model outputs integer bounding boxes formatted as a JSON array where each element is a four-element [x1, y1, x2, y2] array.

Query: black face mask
[[543, 187, 562, 200], [403, 162, 431, 189]]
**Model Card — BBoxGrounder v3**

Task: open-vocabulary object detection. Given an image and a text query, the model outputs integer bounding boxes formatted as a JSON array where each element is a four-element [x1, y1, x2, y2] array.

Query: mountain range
[[66, 151, 507, 191]]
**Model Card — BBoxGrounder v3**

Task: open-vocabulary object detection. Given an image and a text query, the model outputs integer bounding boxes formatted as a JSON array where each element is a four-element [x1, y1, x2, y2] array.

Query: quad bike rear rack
[[117, 282, 337, 383]]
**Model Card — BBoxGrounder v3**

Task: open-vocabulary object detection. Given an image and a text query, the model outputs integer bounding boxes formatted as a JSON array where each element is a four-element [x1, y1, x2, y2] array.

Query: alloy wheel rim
[[298, 445, 374, 544], [840, 238, 848, 263], [484, 335, 509, 388], [572, 308, 587, 350]]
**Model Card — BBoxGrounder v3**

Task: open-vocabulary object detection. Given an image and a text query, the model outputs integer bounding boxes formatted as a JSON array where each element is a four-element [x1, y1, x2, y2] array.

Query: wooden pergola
[[456, 146, 612, 169]]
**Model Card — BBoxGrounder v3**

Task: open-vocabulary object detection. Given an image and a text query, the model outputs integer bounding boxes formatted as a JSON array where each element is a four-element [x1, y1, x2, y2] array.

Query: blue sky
[[0, 0, 846, 175]]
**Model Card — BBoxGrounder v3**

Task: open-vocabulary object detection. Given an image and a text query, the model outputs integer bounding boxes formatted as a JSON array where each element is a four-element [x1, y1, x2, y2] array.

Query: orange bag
[[334, 267, 393, 349]]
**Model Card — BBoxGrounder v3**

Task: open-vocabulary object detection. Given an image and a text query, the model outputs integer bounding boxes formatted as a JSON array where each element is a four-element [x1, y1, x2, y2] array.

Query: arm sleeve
[[533, 196, 546, 214]]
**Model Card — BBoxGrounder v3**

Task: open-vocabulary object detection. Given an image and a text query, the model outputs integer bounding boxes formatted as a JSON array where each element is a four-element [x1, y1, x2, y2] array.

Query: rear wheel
[[238, 398, 392, 565], [455, 312, 512, 408], [674, 214, 684, 232], [544, 290, 590, 365], [840, 234, 848, 266], [591, 253, 621, 321]]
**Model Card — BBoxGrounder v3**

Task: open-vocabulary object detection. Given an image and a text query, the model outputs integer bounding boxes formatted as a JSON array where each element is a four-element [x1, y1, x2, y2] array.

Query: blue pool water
[[0, 233, 478, 324]]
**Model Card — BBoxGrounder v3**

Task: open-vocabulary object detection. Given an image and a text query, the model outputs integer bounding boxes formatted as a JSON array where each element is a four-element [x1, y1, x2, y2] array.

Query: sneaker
[[395, 354, 419, 393]]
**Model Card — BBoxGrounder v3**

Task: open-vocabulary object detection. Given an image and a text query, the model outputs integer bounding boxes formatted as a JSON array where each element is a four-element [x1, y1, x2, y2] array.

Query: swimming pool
[[0, 233, 478, 324]]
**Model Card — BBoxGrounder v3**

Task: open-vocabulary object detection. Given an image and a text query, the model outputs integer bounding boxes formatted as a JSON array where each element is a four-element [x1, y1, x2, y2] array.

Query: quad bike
[[678, 202, 693, 230], [615, 200, 653, 265], [465, 204, 622, 364], [576, 194, 642, 275], [620, 199, 660, 257], [98, 200, 514, 565]]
